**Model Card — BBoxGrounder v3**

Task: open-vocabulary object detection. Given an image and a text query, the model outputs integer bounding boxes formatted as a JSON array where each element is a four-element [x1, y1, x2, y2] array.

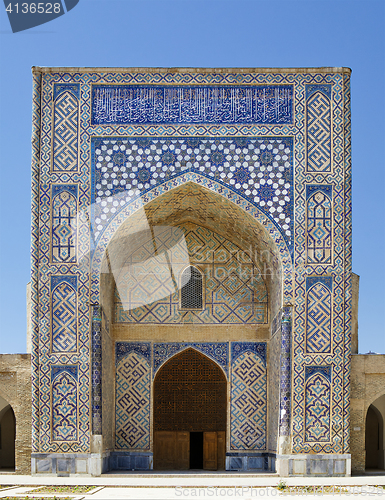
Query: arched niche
[[0, 395, 15, 470], [98, 181, 288, 328], [365, 394, 385, 470]]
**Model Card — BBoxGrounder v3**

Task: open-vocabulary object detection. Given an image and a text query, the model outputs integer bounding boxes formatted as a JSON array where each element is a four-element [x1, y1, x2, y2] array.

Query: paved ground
[[0, 472, 384, 499]]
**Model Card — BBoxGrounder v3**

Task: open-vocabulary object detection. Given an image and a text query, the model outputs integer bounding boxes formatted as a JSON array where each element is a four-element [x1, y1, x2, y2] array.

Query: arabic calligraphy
[[91, 85, 293, 125]]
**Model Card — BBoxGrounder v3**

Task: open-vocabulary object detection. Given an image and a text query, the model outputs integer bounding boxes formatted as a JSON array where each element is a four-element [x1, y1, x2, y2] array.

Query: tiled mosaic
[[53, 83, 79, 172], [51, 366, 78, 442], [306, 278, 332, 353], [114, 223, 268, 324], [51, 276, 77, 353], [91, 85, 293, 125], [115, 351, 151, 450], [230, 346, 267, 450], [30, 68, 352, 460], [91, 136, 294, 249], [51, 185, 78, 263], [304, 366, 332, 442], [306, 185, 332, 265]]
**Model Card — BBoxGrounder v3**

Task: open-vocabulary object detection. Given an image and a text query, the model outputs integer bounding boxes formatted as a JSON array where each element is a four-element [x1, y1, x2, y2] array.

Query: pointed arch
[[153, 348, 227, 432], [180, 266, 203, 310]]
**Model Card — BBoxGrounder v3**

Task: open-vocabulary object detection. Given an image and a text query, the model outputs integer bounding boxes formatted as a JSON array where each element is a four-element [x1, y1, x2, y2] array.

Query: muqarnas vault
[[30, 67, 352, 476]]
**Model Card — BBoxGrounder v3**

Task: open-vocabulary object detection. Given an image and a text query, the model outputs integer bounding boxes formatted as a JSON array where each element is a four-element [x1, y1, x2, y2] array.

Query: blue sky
[[0, 0, 384, 354]]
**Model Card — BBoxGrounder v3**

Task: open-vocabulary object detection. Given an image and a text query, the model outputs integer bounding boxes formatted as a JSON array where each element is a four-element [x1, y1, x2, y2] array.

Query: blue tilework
[[115, 352, 151, 450], [54, 83, 80, 101], [51, 365, 78, 442], [30, 69, 351, 457], [51, 185, 77, 263], [92, 85, 293, 125], [231, 342, 266, 365], [306, 282, 332, 353], [306, 86, 332, 173], [153, 342, 228, 377], [116, 342, 151, 364], [306, 276, 333, 292], [305, 371, 331, 442], [306, 184, 333, 200], [91, 305, 102, 435], [305, 365, 332, 382], [230, 351, 266, 450], [279, 307, 292, 437], [51, 276, 77, 353], [91, 136, 294, 252]]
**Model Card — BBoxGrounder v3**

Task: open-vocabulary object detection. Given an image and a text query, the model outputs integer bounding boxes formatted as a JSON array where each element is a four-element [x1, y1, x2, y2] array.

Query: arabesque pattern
[[305, 371, 331, 442], [306, 282, 332, 353], [52, 367, 78, 442]]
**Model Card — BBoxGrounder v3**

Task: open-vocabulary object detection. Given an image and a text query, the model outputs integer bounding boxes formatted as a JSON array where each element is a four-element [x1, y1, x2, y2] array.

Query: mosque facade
[[3, 67, 383, 477]]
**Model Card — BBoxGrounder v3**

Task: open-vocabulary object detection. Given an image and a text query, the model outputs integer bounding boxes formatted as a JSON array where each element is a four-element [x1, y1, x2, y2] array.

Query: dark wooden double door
[[154, 430, 225, 470]]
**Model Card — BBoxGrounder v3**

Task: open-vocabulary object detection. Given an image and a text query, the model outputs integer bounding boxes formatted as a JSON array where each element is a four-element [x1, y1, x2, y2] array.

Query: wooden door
[[203, 431, 217, 470], [176, 431, 190, 470], [217, 431, 226, 470], [154, 431, 176, 470]]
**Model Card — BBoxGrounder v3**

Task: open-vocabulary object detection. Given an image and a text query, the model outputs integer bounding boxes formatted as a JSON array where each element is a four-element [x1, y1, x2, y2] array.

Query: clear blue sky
[[0, 0, 384, 354]]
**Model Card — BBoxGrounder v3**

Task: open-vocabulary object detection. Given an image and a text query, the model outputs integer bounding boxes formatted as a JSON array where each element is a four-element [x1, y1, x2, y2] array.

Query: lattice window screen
[[180, 266, 203, 309], [154, 349, 226, 432]]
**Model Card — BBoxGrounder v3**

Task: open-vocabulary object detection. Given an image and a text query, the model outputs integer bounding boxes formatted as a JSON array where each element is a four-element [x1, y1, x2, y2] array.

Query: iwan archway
[[153, 348, 227, 470]]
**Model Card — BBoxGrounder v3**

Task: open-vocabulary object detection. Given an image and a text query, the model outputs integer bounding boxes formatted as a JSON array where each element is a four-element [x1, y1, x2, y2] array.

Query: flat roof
[[32, 66, 351, 75]]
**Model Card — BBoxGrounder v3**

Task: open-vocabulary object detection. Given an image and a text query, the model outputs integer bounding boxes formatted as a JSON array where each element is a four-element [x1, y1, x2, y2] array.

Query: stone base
[[110, 451, 153, 471], [276, 454, 351, 477], [225, 453, 276, 472], [32, 451, 153, 476]]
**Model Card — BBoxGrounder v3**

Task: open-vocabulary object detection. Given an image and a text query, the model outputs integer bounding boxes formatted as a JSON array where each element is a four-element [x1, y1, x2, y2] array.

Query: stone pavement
[[0, 472, 384, 499]]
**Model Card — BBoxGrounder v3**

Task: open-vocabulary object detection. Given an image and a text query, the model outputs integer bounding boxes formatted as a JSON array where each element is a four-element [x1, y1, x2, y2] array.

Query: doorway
[[153, 349, 226, 470]]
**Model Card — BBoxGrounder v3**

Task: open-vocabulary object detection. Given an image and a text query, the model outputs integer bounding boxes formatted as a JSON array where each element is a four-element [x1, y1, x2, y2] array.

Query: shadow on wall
[[0, 395, 15, 469], [365, 394, 385, 470]]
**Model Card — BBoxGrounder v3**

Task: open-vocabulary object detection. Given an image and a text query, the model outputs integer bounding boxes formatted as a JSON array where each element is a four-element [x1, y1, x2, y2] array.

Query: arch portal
[[153, 348, 227, 470]]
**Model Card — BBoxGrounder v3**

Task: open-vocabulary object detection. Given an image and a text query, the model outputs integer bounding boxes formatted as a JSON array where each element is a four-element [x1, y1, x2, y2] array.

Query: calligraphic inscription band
[[91, 85, 293, 125]]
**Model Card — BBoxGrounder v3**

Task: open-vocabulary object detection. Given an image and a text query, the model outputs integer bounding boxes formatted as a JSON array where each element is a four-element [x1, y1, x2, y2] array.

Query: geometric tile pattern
[[91, 305, 102, 434], [53, 85, 79, 172], [306, 187, 332, 265], [51, 366, 78, 442], [114, 223, 268, 324], [230, 350, 267, 450], [279, 307, 292, 437], [51, 276, 77, 353], [305, 370, 331, 442], [153, 342, 228, 377], [306, 280, 332, 353], [115, 352, 151, 450], [291, 72, 350, 455], [306, 85, 332, 172], [30, 68, 351, 458], [92, 85, 293, 125], [91, 136, 294, 248], [51, 185, 77, 263], [231, 341, 266, 365]]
